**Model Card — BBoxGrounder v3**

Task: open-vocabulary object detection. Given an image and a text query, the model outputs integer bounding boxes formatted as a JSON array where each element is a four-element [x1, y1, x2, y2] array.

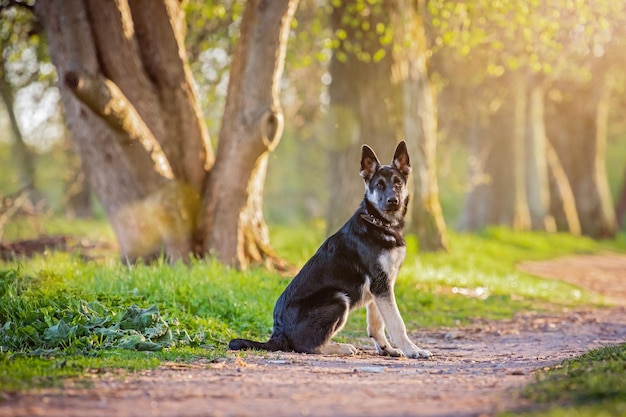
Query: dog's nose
[[387, 196, 399, 206]]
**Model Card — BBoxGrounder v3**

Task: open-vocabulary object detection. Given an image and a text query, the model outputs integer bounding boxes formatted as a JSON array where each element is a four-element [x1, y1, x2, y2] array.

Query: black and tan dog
[[229, 141, 432, 359]]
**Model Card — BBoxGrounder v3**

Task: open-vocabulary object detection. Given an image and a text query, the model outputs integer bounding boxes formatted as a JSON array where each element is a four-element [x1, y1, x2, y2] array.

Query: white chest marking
[[378, 247, 406, 284]]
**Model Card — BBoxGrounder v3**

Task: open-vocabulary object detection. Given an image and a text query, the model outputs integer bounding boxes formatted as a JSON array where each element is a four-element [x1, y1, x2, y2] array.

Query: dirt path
[[2, 254, 626, 417]]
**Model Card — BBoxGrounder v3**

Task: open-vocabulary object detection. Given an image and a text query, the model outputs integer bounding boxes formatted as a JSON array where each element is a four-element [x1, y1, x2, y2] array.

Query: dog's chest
[[376, 246, 406, 283]]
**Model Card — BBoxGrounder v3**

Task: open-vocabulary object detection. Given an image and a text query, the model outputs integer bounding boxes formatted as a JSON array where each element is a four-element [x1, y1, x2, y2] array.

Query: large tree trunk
[[36, 0, 212, 262], [459, 80, 514, 229], [197, 0, 299, 268], [458, 75, 535, 231], [324, 2, 397, 235], [457, 98, 492, 231], [326, 0, 448, 251], [324, 104, 361, 235], [546, 74, 617, 239], [394, 0, 448, 251]]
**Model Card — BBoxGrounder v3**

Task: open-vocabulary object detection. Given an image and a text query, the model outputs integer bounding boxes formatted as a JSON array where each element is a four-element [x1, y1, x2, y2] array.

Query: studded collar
[[359, 212, 392, 230]]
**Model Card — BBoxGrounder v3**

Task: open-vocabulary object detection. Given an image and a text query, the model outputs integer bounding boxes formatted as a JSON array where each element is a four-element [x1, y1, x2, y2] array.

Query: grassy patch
[[503, 344, 626, 417], [1, 216, 114, 243], [0, 350, 160, 391], [1, 223, 625, 392], [402, 228, 624, 309]]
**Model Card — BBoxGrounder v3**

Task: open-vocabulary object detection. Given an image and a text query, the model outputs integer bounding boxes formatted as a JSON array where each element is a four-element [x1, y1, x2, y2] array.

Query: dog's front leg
[[373, 295, 432, 359], [366, 302, 402, 357]]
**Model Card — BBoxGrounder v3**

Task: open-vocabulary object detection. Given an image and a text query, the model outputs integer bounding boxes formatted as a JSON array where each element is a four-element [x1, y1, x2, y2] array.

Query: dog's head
[[360, 141, 411, 224]]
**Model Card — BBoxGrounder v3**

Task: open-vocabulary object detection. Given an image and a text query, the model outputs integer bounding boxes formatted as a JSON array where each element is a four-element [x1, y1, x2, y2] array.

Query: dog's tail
[[228, 336, 287, 352]]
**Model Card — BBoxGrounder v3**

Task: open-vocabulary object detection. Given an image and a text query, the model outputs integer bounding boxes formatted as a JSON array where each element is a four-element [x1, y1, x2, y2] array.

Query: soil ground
[[1, 253, 626, 417]]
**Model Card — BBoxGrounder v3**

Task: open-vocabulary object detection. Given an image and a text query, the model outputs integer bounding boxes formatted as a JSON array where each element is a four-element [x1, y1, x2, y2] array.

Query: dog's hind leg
[[320, 342, 358, 355], [366, 301, 402, 357], [290, 291, 355, 355]]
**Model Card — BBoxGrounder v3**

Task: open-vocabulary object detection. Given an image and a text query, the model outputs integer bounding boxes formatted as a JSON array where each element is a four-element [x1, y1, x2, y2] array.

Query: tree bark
[[395, 0, 448, 251], [546, 73, 617, 239], [36, 0, 211, 262], [325, 3, 397, 235], [325, 0, 448, 251], [64, 130, 93, 219], [324, 104, 361, 235], [616, 168, 626, 228], [458, 76, 528, 231], [525, 82, 554, 231], [546, 140, 581, 235], [0, 69, 37, 202], [198, 0, 299, 268], [511, 74, 531, 231], [458, 99, 492, 231]]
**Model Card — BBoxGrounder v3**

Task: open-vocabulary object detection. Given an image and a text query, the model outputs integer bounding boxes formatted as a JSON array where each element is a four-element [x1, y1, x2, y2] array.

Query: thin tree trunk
[[0, 72, 37, 202], [616, 168, 626, 228], [546, 140, 581, 235], [198, 0, 299, 268], [525, 82, 553, 231], [546, 72, 617, 239], [511, 74, 531, 230], [590, 79, 618, 237]]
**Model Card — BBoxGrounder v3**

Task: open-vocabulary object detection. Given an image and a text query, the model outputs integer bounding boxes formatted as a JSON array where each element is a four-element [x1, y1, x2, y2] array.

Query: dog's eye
[[393, 177, 403, 187], [376, 180, 385, 189]]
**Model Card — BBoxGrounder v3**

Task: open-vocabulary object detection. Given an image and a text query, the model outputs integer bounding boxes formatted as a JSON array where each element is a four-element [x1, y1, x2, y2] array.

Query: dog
[[229, 141, 432, 359]]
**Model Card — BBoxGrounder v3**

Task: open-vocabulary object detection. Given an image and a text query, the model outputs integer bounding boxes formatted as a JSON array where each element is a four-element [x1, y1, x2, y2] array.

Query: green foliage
[[1, 224, 625, 392], [324, 0, 393, 64], [0, 252, 282, 390], [0, 1, 53, 88], [0, 269, 198, 353], [428, 0, 626, 80], [502, 344, 626, 416]]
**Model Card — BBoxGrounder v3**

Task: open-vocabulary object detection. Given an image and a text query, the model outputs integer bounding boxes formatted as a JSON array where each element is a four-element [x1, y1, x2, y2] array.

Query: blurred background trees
[[1, 0, 625, 265]]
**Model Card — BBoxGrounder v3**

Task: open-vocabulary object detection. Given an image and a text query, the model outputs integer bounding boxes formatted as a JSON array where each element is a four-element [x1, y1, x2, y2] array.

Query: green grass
[[0, 351, 161, 391], [1, 221, 625, 394], [1, 216, 114, 242], [502, 344, 626, 417]]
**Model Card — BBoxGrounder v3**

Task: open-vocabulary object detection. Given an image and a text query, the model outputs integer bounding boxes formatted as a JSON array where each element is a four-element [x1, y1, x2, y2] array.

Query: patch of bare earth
[[2, 254, 626, 417]]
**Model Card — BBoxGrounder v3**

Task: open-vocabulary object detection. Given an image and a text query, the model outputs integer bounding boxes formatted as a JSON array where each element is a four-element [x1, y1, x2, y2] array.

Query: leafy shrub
[[0, 268, 199, 354]]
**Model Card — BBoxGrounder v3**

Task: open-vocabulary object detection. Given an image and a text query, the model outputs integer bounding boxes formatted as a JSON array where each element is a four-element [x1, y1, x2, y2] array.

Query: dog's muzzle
[[385, 196, 400, 211]]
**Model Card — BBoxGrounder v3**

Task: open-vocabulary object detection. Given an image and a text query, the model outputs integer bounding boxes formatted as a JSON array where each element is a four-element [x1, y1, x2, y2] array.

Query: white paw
[[321, 343, 358, 355], [375, 344, 403, 357], [403, 345, 432, 359]]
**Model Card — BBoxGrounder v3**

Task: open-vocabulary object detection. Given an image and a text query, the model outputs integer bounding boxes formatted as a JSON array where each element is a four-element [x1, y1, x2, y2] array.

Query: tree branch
[[64, 70, 174, 179]]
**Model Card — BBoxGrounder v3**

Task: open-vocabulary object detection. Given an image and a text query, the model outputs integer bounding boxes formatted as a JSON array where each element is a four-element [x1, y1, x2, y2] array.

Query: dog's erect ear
[[392, 141, 411, 176], [360, 145, 380, 180]]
